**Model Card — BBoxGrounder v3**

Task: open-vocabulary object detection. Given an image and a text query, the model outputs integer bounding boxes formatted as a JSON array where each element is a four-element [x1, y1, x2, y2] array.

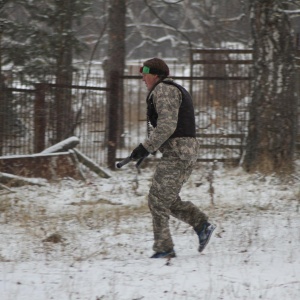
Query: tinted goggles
[[139, 66, 168, 76], [139, 66, 151, 74]]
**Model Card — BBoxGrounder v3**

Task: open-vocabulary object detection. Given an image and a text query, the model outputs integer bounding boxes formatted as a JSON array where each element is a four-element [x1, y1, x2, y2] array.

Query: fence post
[[107, 70, 119, 169], [34, 83, 47, 153]]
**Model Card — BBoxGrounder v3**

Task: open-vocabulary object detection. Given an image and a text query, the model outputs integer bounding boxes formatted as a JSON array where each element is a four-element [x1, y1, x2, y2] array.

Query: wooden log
[[0, 172, 47, 187], [0, 182, 15, 193], [41, 136, 80, 154], [68, 150, 86, 181], [73, 148, 111, 178]]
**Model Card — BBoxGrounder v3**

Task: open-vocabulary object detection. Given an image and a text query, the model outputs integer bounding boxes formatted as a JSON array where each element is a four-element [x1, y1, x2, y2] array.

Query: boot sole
[[150, 251, 176, 258]]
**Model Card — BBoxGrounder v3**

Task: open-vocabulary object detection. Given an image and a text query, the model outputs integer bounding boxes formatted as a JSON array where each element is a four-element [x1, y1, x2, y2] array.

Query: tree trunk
[[54, 0, 74, 143], [243, 0, 297, 174], [106, 0, 126, 169]]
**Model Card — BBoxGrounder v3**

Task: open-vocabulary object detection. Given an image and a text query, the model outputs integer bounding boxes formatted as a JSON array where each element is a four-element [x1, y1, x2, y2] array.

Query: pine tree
[[1, 0, 91, 79], [1, 0, 92, 143]]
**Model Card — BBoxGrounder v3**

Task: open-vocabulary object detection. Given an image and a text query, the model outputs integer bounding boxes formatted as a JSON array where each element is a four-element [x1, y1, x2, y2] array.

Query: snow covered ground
[[0, 160, 299, 300]]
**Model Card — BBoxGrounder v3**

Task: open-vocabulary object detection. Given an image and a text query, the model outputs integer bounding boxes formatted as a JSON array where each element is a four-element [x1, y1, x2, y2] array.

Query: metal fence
[[0, 71, 109, 162], [189, 49, 252, 162], [0, 50, 255, 166]]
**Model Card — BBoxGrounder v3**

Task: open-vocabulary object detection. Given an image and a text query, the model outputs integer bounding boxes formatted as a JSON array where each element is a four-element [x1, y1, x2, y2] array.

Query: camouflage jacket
[[143, 78, 198, 160]]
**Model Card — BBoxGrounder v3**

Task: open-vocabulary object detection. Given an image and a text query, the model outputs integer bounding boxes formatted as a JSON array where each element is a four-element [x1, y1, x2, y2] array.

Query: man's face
[[142, 73, 159, 91]]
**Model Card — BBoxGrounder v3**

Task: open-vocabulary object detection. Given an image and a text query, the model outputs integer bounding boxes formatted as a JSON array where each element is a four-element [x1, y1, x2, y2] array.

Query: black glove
[[130, 143, 149, 160]]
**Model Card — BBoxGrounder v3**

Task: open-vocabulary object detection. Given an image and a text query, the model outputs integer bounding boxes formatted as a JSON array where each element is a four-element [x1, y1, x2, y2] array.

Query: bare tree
[[243, 0, 297, 174], [126, 0, 249, 60]]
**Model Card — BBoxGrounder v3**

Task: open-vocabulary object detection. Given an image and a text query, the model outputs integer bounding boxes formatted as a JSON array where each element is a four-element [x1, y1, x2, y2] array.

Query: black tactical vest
[[147, 81, 196, 138]]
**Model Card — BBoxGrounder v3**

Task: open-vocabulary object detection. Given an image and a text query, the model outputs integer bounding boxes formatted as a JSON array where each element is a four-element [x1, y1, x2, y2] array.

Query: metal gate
[[189, 49, 253, 162]]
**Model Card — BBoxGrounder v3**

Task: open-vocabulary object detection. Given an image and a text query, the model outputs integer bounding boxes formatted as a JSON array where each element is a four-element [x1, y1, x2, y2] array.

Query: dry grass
[[0, 191, 149, 235]]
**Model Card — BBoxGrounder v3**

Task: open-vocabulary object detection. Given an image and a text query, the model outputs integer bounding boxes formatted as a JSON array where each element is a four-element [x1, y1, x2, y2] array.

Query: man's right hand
[[130, 143, 149, 160]]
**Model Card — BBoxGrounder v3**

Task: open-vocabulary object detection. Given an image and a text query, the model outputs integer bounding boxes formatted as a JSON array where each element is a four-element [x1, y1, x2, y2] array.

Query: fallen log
[[0, 172, 48, 187], [41, 136, 80, 154], [0, 182, 15, 193], [72, 148, 111, 178]]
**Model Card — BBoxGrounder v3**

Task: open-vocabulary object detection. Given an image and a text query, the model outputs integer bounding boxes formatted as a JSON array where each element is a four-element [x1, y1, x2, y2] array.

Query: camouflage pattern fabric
[[143, 79, 182, 153], [142, 79, 209, 252], [148, 141, 208, 252]]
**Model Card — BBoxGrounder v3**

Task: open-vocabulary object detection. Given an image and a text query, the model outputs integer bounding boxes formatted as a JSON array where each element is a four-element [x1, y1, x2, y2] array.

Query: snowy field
[[0, 160, 299, 300]]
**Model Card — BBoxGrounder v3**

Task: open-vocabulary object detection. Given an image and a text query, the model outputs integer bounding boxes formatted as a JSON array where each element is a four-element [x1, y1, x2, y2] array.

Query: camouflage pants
[[148, 154, 208, 253]]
